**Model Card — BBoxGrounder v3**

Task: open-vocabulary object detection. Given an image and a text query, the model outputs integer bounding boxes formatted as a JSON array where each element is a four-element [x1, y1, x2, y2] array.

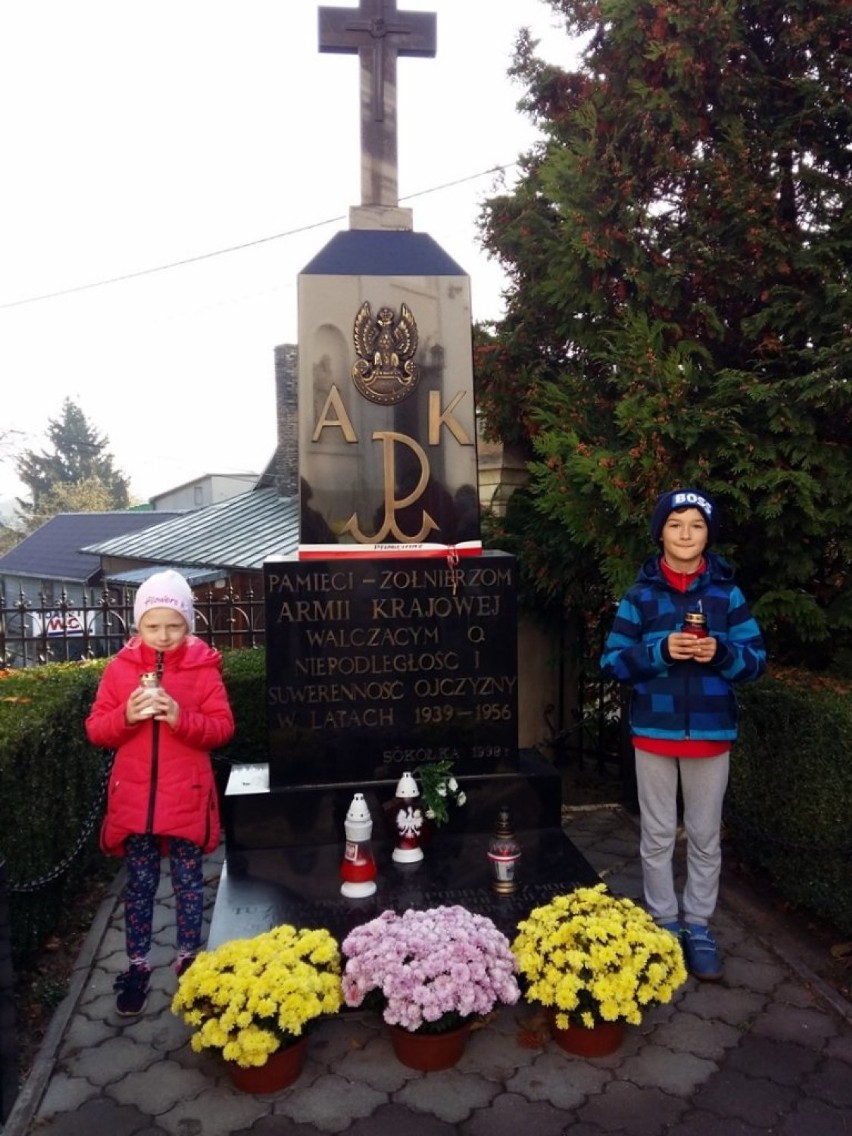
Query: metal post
[[0, 858, 18, 1121]]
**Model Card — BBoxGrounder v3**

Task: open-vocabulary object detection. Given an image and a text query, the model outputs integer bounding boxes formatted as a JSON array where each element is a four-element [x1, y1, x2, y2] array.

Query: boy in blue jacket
[[601, 488, 766, 980]]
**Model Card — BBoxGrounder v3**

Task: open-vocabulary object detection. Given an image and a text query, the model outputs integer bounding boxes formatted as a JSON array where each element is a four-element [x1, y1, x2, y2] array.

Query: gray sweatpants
[[635, 748, 730, 927]]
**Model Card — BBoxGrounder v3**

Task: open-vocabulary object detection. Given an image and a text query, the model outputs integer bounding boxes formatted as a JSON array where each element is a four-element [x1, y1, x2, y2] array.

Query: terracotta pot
[[388, 1021, 472, 1071], [551, 1019, 625, 1058], [225, 1036, 307, 1092]]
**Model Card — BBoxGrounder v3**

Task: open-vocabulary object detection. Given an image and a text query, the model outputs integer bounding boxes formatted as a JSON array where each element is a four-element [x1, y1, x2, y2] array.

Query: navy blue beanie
[[650, 488, 718, 544]]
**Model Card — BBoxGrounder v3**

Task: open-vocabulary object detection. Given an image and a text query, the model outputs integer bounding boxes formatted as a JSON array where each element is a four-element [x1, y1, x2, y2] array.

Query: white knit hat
[[133, 569, 195, 631]]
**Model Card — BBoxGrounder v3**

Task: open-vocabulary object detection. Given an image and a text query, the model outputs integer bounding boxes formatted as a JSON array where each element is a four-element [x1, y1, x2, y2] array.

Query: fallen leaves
[[516, 1007, 551, 1049]]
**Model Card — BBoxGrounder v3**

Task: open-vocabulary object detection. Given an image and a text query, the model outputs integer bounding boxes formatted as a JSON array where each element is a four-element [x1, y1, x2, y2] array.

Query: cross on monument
[[319, 0, 437, 218]]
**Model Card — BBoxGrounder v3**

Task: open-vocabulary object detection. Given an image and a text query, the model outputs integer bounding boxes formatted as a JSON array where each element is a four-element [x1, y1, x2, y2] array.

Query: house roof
[[82, 487, 300, 571], [0, 511, 185, 585], [149, 471, 260, 501], [105, 565, 224, 587]]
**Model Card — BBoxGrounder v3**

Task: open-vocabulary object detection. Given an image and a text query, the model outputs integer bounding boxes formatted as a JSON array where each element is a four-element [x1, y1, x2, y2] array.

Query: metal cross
[[319, 0, 437, 209]]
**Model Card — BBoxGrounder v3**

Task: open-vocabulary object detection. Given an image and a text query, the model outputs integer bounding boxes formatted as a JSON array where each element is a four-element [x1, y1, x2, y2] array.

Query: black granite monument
[[208, 2, 596, 948]]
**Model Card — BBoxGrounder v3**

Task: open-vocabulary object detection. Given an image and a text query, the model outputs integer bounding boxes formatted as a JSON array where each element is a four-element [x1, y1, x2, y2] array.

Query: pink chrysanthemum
[[342, 905, 520, 1034]]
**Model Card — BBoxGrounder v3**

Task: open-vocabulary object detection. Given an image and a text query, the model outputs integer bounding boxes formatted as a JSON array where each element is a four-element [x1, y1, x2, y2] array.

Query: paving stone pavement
[[6, 805, 852, 1136]]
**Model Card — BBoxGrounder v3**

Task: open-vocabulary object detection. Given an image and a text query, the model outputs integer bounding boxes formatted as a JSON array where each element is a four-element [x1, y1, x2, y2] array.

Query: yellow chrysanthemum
[[170, 924, 343, 1065], [512, 885, 688, 1028]]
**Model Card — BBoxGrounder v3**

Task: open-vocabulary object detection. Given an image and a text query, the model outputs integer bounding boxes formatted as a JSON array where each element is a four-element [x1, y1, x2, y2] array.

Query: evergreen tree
[[16, 400, 130, 529], [0, 428, 25, 553], [477, 0, 852, 665], [0, 522, 21, 557]]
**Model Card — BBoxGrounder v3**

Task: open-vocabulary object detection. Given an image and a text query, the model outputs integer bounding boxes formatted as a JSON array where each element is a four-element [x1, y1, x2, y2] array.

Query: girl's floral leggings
[[124, 833, 204, 960]]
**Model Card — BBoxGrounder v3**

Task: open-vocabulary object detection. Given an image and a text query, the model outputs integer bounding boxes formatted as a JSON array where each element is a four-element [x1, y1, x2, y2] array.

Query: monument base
[[209, 755, 600, 947], [208, 825, 598, 948]]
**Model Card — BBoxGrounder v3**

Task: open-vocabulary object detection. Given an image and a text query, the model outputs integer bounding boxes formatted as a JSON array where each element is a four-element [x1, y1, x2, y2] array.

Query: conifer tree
[[0, 522, 21, 557], [477, 0, 852, 664], [16, 400, 130, 530]]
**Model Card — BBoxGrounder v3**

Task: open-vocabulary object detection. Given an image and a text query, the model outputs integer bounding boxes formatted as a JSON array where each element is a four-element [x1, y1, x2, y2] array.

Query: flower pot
[[225, 1037, 307, 1092], [551, 1019, 625, 1058], [388, 1021, 472, 1071]]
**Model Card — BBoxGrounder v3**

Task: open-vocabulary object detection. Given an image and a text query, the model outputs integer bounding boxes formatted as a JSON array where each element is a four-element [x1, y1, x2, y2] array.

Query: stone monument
[[209, 2, 596, 947]]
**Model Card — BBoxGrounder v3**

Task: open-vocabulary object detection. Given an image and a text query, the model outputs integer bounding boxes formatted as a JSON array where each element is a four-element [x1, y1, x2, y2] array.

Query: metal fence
[[531, 606, 631, 788], [0, 584, 267, 668]]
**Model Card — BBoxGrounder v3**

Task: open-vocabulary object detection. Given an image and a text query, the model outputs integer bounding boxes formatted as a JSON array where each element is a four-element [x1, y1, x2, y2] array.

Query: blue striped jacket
[[600, 553, 766, 741]]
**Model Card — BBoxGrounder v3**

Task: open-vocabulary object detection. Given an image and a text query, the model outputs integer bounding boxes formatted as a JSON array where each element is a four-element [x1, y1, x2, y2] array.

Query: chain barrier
[[5, 752, 241, 896], [5, 754, 114, 894], [725, 806, 852, 857]]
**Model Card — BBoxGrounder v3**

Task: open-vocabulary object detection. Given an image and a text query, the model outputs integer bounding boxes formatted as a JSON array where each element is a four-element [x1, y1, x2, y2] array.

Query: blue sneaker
[[658, 921, 684, 937], [683, 924, 722, 981]]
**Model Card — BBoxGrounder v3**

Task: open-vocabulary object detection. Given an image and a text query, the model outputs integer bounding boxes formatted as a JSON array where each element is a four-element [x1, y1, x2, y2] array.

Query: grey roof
[[0, 511, 185, 584], [81, 487, 300, 571], [149, 471, 261, 501], [105, 565, 224, 587]]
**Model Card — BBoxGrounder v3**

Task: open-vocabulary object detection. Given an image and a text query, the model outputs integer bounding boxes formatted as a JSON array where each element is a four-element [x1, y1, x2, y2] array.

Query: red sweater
[[86, 636, 234, 855]]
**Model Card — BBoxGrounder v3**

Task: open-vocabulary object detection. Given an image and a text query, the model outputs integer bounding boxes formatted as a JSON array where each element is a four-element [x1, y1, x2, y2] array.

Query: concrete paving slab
[[275, 1071, 387, 1132], [155, 1083, 269, 1136], [690, 1066, 799, 1128], [505, 1046, 612, 1109], [576, 1077, 689, 1133], [464, 1090, 573, 1136]]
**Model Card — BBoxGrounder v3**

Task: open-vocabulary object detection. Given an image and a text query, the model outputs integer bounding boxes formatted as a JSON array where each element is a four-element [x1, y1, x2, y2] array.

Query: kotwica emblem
[[351, 301, 420, 405]]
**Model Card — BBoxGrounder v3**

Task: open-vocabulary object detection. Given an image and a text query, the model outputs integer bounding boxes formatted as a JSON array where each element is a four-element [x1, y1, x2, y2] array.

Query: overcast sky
[[0, 1, 580, 509]]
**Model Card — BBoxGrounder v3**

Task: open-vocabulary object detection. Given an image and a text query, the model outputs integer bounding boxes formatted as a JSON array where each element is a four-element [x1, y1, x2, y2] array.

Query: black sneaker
[[114, 964, 151, 1016]]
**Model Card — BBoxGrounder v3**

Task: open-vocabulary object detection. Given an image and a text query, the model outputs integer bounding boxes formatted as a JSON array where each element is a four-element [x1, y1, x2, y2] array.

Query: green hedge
[[0, 648, 268, 966], [0, 662, 109, 963], [219, 648, 267, 762], [730, 671, 852, 937]]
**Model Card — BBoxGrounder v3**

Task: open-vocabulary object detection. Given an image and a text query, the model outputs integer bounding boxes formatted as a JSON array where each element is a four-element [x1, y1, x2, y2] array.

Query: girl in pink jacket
[[86, 570, 234, 1016]]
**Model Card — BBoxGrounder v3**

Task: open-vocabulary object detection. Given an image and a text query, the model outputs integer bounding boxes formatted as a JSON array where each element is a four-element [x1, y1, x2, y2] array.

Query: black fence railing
[[538, 609, 631, 786], [0, 584, 267, 668]]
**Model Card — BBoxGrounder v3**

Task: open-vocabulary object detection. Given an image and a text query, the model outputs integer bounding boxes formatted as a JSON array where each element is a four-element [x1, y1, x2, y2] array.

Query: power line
[[0, 215, 346, 311], [0, 164, 516, 312]]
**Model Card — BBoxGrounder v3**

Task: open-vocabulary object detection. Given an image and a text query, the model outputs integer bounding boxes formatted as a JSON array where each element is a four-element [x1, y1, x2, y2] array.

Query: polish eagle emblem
[[351, 301, 420, 405]]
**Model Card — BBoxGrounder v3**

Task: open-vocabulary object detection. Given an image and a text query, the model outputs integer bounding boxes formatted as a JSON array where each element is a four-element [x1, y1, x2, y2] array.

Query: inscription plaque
[[265, 552, 517, 787]]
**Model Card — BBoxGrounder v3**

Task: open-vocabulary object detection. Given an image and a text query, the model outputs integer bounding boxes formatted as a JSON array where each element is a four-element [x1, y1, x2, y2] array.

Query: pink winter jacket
[[85, 635, 235, 856]]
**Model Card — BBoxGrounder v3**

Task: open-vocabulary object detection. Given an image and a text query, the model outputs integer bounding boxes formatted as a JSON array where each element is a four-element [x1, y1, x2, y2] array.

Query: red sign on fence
[[31, 610, 97, 638]]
